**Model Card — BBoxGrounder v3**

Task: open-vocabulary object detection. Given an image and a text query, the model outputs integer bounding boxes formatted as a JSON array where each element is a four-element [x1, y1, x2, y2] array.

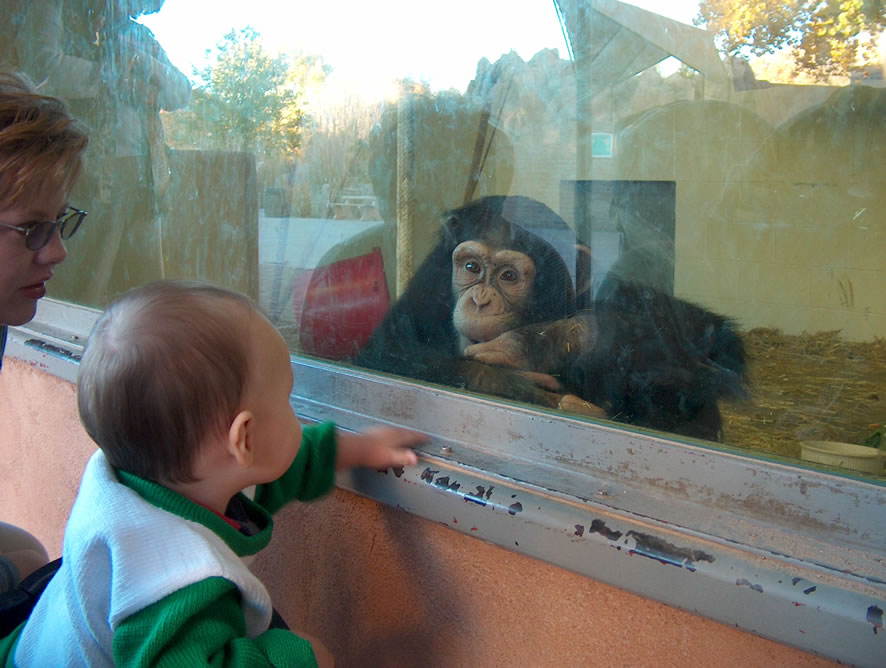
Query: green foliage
[[697, 0, 885, 80], [862, 423, 885, 448], [165, 26, 327, 156]]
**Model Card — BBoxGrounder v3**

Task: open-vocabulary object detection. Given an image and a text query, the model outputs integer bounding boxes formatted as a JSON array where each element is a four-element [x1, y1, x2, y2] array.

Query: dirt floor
[[720, 328, 886, 472]]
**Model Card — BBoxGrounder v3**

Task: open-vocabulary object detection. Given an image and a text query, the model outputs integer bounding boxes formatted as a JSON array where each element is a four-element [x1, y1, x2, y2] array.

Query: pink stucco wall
[[1, 357, 836, 666]]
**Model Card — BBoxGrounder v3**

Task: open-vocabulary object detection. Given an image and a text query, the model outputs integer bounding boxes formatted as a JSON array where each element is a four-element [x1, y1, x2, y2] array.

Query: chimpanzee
[[353, 195, 747, 441], [354, 195, 578, 409]]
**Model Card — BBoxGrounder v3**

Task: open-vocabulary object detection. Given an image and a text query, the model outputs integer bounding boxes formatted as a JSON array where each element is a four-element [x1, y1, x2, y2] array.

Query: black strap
[[0, 325, 7, 370], [0, 557, 61, 636]]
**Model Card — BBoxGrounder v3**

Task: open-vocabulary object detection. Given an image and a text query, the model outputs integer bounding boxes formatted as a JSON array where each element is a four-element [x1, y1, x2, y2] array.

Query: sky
[[142, 1, 702, 101]]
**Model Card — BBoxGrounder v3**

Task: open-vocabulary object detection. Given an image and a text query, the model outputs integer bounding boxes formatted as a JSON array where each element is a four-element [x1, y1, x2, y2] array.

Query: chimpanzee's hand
[[464, 331, 528, 369], [557, 394, 607, 418], [517, 371, 562, 392]]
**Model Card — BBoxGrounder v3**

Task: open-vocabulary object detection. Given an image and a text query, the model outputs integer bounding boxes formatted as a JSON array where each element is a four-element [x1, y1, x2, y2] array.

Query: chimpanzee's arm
[[464, 311, 598, 374]]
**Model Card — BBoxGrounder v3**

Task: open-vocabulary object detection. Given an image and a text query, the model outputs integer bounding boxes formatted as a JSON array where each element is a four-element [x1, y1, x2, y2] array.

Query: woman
[[0, 69, 88, 599]]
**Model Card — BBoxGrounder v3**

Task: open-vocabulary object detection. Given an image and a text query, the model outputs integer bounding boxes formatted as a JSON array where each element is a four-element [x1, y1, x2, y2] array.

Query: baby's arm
[[254, 423, 426, 511], [334, 426, 426, 471]]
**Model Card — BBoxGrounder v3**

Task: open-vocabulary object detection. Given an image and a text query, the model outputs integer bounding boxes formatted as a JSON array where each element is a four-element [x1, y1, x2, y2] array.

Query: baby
[[4, 279, 426, 667]]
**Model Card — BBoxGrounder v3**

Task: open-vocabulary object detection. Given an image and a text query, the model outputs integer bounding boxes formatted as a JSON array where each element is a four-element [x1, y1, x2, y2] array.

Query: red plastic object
[[294, 247, 390, 360]]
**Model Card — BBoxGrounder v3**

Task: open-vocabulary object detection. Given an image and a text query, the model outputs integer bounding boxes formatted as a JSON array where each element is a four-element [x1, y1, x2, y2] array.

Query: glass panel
[[6, 0, 885, 480]]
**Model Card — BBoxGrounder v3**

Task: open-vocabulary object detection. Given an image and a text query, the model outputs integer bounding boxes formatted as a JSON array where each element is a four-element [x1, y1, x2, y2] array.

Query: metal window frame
[[8, 297, 885, 666]]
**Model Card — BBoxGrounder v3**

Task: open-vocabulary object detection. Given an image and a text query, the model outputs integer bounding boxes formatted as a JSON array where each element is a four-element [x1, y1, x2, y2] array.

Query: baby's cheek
[[291, 420, 303, 445]]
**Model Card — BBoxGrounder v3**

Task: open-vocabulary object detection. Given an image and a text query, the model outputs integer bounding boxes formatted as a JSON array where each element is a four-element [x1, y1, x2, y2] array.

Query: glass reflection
[[6, 0, 885, 475]]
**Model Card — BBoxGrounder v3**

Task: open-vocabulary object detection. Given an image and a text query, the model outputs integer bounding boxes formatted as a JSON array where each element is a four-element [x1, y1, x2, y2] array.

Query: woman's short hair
[[77, 280, 261, 483], [0, 70, 89, 207]]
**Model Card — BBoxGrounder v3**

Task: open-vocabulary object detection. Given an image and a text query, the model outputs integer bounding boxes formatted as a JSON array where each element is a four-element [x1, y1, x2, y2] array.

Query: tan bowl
[[800, 440, 886, 474]]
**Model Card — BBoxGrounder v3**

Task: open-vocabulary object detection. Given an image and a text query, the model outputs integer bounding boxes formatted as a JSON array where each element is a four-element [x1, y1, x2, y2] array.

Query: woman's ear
[[227, 410, 254, 468]]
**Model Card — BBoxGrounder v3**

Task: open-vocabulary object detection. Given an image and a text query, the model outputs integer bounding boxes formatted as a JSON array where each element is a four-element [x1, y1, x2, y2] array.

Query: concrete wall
[[0, 357, 837, 666], [613, 86, 886, 340], [50, 149, 260, 308], [474, 48, 886, 340]]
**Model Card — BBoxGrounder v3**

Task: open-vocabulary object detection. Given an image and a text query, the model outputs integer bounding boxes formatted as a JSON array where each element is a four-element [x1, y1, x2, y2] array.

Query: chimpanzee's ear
[[441, 213, 461, 245]]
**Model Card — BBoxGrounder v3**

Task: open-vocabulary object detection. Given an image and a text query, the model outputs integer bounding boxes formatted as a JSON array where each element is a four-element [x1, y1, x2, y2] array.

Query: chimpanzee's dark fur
[[354, 195, 747, 441]]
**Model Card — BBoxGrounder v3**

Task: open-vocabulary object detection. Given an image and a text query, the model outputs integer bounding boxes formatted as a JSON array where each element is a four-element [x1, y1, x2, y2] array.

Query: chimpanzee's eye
[[499, 269, 518, 282], [465, 261, 481, 274]]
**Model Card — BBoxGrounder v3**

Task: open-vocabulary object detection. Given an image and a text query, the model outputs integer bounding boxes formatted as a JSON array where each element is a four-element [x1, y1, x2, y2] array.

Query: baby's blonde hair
[[78, 280, 262, 483]]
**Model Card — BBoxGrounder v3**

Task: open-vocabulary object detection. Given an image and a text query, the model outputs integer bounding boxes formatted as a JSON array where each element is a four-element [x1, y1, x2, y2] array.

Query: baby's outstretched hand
[[335, 426, 427, 471]]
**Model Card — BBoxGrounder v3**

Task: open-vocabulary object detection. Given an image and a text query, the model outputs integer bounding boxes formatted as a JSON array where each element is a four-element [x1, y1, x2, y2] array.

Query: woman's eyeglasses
[[0, 207, 88, 251]]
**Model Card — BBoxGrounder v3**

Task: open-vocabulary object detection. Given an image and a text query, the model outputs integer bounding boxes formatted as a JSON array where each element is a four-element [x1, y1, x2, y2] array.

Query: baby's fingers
[[388, 446, 419, 468], [371, 445, 418, 472], [368, 426, 429, 448]]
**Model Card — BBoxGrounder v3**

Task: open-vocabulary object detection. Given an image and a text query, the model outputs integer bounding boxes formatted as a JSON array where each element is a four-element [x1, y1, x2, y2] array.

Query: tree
[[165, 26, 327, 155], [696, 1, 885, 80]]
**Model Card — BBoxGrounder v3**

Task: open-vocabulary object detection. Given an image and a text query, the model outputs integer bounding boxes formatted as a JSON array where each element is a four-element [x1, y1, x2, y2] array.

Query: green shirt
[[2, 421, 338, 667]]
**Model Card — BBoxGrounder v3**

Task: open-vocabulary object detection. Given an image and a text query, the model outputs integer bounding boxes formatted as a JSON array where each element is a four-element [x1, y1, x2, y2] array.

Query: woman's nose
[[35, 227, 67, 265]]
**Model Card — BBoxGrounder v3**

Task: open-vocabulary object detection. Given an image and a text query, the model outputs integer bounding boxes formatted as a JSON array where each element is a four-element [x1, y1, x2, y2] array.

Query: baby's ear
[[227, 410, 254, 467]]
